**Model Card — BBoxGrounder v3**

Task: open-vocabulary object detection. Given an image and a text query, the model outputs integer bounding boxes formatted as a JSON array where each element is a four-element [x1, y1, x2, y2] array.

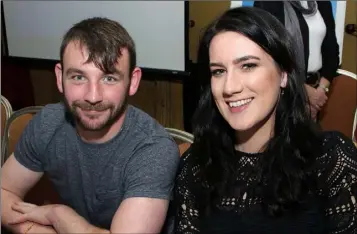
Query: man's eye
[[72, 75, 84, 80], [103, 76, 117, 82]]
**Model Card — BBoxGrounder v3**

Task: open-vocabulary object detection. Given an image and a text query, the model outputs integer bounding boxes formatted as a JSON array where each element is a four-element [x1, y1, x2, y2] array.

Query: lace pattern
[[174, 131, 357, 234]]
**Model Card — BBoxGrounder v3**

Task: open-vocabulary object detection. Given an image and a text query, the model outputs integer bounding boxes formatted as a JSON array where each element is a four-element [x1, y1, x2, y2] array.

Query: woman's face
[[209, 31, 287, 132]]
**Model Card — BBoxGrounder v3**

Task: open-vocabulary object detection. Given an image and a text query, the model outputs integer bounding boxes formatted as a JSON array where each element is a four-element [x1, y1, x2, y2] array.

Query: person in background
[[254, 1, 340, 121], [174, 7, 356, 234], [1, 17, 180, 234]]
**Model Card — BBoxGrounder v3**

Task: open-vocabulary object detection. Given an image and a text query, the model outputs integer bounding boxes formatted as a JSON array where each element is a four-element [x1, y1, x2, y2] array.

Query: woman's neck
[[235, 112, 276, 154]]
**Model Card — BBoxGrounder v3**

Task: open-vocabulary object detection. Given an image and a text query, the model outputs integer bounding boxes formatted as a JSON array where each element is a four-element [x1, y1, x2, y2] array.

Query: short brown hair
[[60, 17, 136, 74]]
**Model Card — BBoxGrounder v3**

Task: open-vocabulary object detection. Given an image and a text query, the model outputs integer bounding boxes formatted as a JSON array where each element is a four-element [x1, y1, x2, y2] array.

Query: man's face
[[55, 41, 140, 131]]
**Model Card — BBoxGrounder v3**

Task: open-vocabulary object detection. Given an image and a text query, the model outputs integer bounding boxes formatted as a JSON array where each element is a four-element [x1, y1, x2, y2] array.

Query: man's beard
[[62, 94, 128, 132]]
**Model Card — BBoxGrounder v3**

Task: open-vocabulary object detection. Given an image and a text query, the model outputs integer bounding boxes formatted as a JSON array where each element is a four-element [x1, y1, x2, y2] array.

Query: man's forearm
[[48, 205, 109, 234], [1, 188, 56, 234]]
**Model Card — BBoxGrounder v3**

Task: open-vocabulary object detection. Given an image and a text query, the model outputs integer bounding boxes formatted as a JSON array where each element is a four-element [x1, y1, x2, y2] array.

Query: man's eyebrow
[[110, 70, 124, 77], [65, 68, 85, 76], [65, 68, 125, 77]]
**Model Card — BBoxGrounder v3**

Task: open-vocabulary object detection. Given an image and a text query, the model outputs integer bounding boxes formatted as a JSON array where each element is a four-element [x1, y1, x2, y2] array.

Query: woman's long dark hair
[[191, 7, 322, 217]]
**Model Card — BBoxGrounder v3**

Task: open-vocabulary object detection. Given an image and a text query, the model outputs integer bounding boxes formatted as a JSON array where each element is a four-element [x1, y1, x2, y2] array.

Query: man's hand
[[308, 104, 319, 121], [10, 202, 107, 234], [304, 83, 328, 117], [9, 202, 53, 226], [315, 76, 330, 108], [304, 84, 323, 109], [21, 223, 57, 234], [315, 87, 328, 108], [1, 155, 57, 234]]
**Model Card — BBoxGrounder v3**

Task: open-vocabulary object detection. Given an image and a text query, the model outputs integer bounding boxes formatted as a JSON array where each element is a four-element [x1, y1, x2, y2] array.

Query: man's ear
[[55, 63, 63, 93], [128, 67, 142, 96], [280, 71, 288, 88]]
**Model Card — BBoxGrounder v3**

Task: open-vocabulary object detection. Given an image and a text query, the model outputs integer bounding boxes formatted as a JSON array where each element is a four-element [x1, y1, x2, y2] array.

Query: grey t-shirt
[[14, 103, 180, 229]]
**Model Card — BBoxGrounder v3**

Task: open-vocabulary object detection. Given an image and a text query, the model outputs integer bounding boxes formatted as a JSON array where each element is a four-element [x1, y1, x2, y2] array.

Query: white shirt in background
[[300, 1, 326, 73]]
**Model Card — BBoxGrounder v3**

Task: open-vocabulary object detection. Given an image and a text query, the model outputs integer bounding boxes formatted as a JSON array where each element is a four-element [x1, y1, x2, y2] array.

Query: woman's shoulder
[[179, 146, 194, 170], [319, 131, 356, 154], [175, 145, 208, 196], [317, 130, 356, 164], [315, 131, 357, 232], [177, 146, 201, 180], [316, 130, 357, 189]]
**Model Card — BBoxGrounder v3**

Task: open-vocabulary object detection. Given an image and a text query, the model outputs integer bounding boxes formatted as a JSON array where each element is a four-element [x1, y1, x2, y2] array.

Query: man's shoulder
[[36, 102, 67, 126], [31, 102, 68, 139], [39, 102, 66, 116], [125, 105, 179, 157], [12, 102, 70, 171], [128, 105, 172, 140]]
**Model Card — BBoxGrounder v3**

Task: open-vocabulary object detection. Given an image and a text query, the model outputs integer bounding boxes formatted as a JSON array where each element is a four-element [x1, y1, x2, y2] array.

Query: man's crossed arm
[[2, 154, 169, 234], [9, 197, 169, 234]]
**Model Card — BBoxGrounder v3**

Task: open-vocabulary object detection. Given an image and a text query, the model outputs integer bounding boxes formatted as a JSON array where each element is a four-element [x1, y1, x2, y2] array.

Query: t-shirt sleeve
[[13, 109, 47, 172], [123, 136, 180, 200]]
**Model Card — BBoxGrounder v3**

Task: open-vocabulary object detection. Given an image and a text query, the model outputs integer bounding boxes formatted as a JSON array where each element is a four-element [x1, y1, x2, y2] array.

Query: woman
[[254, 1, 340, 120], [174, 7, 356, 234]]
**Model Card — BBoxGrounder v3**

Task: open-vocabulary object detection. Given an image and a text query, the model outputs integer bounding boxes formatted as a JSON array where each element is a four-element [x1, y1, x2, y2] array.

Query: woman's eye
[[211, 69, 225, 77], [242, 63, 257, 71]]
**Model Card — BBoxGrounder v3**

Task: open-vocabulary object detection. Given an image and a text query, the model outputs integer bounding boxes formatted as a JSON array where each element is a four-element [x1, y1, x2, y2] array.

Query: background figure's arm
[[319, 1, 340, 82], [253, 1, 285, 24], [1, 154, 56, 233]]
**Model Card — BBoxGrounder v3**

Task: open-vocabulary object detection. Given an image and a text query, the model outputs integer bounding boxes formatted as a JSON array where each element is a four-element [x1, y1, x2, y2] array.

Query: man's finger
[[15, 202, 38, 208], [8, 214, 28, 224], [12, 203, 34, 214]]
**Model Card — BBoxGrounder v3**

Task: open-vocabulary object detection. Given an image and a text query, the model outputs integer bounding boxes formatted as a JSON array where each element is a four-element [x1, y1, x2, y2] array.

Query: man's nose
[[83, 83, 103, 104]]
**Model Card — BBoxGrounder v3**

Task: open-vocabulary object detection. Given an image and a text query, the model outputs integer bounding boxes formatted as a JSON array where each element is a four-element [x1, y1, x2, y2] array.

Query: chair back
[[1, 105, 61, 205], [1, 95, 13, 138], [353, 109, 357, 143], [165, 128, 194, 156], [2, 106, 43, 164], [319, 69, 357, 140]]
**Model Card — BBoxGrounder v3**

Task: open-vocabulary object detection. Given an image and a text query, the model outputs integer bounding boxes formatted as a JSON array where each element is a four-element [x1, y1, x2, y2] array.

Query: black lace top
[[174, 131, 357, 234]]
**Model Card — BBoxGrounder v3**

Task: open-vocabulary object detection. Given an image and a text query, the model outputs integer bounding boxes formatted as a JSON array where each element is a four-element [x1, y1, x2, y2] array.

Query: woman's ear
[[280, 72, 288, 88]]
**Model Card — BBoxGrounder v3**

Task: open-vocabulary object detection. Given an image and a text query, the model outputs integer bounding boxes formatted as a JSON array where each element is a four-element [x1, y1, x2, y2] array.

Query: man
[[1, 17, 180, 234]]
